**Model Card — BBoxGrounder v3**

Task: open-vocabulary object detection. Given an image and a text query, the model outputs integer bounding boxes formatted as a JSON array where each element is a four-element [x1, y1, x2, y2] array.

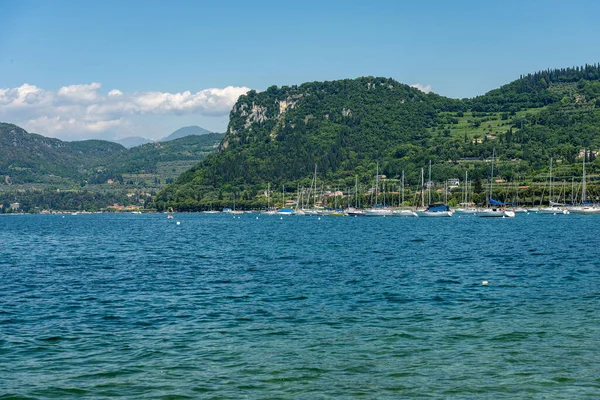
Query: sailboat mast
[[355, 176, 358, 208], [445, 180, 448, 205], [489, 148, 495, 205], [313, 164, 318, 209], [421, 168, 425, 208], [516, 176, 519, 206], [549, 157, 553, 203], [401, 170, 405, 206], [464, 171, 468, 205], [582, 151, 587, 204], [375, 162, 379, 207], [428, 160, 432, 206]]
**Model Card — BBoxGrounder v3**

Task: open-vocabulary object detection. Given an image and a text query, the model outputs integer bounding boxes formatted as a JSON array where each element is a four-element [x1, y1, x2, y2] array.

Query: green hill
[[0, 124, 224, 211], [0, 123, 224, 185], [107, 132, 225, 175], [0, 123, 125, 184], [156, 64, 600, 211]]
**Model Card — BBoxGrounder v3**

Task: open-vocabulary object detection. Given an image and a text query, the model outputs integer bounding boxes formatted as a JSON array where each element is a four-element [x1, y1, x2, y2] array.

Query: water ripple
[[1, 213, 600, 398]]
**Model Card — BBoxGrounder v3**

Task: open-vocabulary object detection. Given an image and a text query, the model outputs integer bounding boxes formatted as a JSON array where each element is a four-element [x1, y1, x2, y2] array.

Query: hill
[[0, 123, 125, 184], [156, 64, 600, 211], [0, 124, 224, 211], [159, 125, 212, 142], [107, 132, 225, 175]]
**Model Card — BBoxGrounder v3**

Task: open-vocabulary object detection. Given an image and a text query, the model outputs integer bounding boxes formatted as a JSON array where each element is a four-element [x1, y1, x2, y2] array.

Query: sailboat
[[416, 160, 453, 217], [230, 193, 244, 215], [347, 176, 366, 216], [454, 171, 479, 214], [510, 177, 528, 213], [364, 162, 394, 216], [301, 164, 323, 216], [476, 149, 515, 218], [393, 170, 418, 217], [539, 157, 569, 214], [276, 184, 295, 216], [261, 183, 277, 215], [569, 150, 600, 214]]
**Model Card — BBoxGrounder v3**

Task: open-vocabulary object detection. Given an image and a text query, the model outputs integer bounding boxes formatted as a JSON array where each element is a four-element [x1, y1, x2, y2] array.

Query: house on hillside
[[448, 178, 460, 187]]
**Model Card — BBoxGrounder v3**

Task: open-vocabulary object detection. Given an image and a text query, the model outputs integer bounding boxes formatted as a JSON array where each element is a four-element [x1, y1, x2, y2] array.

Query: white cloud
[[57, 82, 102, 103], [0, 82, 251, 140], [410, 83, 433, 94]]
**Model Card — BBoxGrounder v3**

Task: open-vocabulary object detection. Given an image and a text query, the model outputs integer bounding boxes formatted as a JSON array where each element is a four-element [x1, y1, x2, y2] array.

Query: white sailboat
[[393, 170, 418, 217], [569, 151, 600, 214], [347, 176, 366, 216], [511, 177, 528, 213], [476, 149, 515, 218], [261, 183, 277, 215], [364, 162, 394, 216], [454, 170, 479, 214], [416, 161, 453, 217], [539, 157, 569, 214], [276, 184, 295, 216]]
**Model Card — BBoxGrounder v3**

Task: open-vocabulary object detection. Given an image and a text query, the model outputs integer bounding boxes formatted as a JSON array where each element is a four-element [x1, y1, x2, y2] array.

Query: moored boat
[[416, 205, 453, 217]]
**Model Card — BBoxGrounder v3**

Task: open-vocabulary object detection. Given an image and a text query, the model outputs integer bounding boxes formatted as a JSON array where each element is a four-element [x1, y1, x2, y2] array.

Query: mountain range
[[0, 123, 224, 186]]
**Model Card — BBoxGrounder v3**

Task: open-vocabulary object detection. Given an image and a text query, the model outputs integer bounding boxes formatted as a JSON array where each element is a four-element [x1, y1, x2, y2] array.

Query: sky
[[0, 0, 599, 141]]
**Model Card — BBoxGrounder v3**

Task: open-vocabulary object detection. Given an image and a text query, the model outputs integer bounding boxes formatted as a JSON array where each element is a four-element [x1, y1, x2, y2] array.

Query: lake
[[1, 213, 599, 398]]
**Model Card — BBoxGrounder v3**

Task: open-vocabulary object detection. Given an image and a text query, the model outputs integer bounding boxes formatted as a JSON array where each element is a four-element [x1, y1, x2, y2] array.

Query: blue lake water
[[1, 213, 599, 398]]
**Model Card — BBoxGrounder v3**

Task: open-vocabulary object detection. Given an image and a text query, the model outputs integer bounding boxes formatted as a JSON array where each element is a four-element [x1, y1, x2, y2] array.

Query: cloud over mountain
[[0, 83, 250, 140]]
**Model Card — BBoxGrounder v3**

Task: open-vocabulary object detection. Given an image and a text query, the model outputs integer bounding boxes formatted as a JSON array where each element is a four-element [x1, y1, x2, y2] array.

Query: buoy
[[280, 217, 283, 220], [318, 217, 321, 220], [482, 281, 488, 285], [176, 221, 181, 225], [256, 216, 259, 220]]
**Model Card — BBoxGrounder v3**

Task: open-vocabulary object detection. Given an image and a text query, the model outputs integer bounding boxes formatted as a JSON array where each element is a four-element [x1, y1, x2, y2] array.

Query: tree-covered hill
[[156, 64, 600, 211], [107, 132, 225, 174], [0, 123, 125, 183], [0, 123, 223, 186]]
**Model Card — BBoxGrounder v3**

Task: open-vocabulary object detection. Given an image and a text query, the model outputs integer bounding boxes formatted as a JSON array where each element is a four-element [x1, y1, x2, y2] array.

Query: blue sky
[[1, 0, 598, 140]]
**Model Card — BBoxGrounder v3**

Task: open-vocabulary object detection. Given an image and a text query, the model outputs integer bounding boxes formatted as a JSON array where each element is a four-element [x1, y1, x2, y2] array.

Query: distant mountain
[[0, 122, 224, 185], [160, 126, 212, 142], [0, 123, 125, 184], [114, 136, 152, 148]]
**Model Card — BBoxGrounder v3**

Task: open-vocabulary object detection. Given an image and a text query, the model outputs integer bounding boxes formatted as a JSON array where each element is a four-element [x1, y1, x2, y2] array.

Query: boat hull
[[416, 211, 453, 217], [393, 210, 418, 217], [364, 209, 394, 217], [476, 209, 515, 218], [568, 207, 600, 214], [538, 208, 569, 215]]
